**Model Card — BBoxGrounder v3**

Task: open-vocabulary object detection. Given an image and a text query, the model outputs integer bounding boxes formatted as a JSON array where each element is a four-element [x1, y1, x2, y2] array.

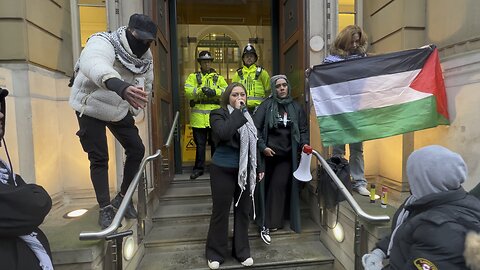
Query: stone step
[[138, 234, 334, 270], [145, 216, 321, 248], [152, 198, 311, 226], [137, 172, 335, 270], [160, 180, 212, 202]]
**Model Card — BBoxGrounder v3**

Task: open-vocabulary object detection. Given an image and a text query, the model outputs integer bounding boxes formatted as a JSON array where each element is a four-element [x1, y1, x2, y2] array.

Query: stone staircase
[[137, 173, 336, 269]]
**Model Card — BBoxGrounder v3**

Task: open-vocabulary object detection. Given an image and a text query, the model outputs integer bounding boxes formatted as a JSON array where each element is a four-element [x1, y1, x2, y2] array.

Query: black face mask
[[126, 30, 150, 58]]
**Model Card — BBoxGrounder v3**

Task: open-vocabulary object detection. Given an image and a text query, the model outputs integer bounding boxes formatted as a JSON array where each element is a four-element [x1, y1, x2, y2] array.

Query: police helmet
[[242, 44, 258, 59], [197, 51, 214, 61]]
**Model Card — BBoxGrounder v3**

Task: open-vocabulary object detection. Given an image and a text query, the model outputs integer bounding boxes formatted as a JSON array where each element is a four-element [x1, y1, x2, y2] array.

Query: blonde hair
[[330, 25, 368, 57]]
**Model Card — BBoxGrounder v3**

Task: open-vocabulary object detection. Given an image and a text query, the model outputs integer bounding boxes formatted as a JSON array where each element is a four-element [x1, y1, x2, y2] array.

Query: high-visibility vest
[[232, 64, 270, 108], [184, 70, 227, 128]]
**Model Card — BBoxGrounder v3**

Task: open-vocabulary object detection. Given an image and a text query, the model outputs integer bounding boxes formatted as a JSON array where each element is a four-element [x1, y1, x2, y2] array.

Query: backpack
[[317, 156, 353, 210]]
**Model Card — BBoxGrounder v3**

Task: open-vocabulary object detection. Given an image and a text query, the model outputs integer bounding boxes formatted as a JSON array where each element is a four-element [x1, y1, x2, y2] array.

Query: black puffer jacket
[[377, 188, 480, 270], [0, 172, 53, 270]]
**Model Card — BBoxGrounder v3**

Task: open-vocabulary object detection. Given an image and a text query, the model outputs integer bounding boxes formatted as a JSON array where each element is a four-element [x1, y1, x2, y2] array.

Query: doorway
[[174, 0, 274, 171]]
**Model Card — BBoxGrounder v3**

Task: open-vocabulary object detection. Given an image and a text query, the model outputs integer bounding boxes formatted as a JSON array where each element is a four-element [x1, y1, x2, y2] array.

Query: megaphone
[[294, 145, 313, 182]]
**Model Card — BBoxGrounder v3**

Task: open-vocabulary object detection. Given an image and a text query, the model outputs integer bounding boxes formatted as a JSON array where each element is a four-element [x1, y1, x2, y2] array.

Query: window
[[338, 0, 356, 32], [78, 0, 107, 47]]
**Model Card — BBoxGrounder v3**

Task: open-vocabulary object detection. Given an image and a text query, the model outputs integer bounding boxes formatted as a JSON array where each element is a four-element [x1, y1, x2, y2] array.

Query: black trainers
[[111, 193, 138, 219], [98, 205, 115, 229], [260, 227, 271, 245], [190, 170, 204, 180]]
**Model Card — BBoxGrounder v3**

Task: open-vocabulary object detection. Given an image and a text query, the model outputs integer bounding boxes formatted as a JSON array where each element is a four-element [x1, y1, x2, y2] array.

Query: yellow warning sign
[[182, 124, 196, 162]]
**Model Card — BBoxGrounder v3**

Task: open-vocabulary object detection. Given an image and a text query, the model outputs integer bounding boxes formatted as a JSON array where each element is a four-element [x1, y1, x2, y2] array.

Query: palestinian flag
[[308, 45, 449, 146]]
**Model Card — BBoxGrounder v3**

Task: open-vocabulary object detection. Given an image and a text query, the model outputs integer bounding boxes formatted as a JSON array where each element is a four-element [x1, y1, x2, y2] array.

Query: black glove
[[202, 87, 216, 98]]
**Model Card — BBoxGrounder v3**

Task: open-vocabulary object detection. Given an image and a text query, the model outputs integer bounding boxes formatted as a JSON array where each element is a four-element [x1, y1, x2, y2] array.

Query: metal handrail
[[312, 150, 390, 223], [165, 111, 179, 148], [79, 149, 162, 240]]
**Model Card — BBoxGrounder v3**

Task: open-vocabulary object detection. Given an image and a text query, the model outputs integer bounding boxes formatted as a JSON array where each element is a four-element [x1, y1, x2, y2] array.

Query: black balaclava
[[126, 29, 150, 58]]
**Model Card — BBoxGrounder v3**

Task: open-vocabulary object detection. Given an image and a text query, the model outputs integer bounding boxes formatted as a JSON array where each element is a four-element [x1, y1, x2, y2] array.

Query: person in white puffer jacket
[[69, 13, 156, 229]]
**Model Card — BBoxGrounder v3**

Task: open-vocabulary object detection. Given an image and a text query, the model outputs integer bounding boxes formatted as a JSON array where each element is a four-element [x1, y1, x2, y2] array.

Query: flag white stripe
[[310, 69, 433, 117]]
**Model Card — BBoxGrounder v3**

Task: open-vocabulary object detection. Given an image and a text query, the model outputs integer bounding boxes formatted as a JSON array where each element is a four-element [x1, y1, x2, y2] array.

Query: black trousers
[[206, 164, 251, 263], [75, 112, 145, 207], [264, 154, 292, 229], [192, 127, 215, 172]]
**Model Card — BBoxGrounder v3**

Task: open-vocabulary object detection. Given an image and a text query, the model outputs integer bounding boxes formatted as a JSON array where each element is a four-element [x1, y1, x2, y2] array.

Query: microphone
[[239, 100, 246, 113]]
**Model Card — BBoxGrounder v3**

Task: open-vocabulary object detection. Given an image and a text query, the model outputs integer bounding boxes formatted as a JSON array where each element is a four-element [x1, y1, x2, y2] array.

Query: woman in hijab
[[362, 145, 480, 270], [205, 82, 257, 269], [253, 74, 309, 245]]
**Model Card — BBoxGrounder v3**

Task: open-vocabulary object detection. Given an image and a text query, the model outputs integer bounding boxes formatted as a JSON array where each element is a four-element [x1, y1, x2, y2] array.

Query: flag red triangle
[[409, 48, 449, 121]]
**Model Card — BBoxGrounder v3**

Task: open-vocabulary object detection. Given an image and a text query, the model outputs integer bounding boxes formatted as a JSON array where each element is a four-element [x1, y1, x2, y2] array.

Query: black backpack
[[317, 156, 353, 210]]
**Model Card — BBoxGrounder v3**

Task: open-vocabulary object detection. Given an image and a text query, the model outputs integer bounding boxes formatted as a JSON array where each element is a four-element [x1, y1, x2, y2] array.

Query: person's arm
[[78, 36, 121, 88], [215, 75, 228, 96], [210, 109, 247, 141], [260, 70, 271, 97], [231, 68, 241, 83], [0, 175, 52, 236], [184, 73, 204, 100], [297, 102, 309, 148], [252, 101, 267, 153]]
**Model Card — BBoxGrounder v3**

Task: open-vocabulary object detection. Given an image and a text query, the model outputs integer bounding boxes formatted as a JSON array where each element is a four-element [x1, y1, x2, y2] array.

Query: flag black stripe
[[308, 46, 434, 87]]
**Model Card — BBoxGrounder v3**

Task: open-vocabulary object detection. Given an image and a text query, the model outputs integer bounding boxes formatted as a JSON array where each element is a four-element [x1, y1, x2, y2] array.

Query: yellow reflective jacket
[[232, 64, 270, 108], [185, 70, 227, 128]]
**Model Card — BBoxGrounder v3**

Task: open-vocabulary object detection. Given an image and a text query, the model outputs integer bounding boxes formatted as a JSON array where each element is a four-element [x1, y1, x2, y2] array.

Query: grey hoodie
[[407, 145, 467, 200]]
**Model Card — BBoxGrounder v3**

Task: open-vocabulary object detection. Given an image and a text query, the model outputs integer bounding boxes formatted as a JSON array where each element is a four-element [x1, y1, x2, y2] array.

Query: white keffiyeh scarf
[[94, 26, 152, 74], [228, 105, 257, 217]]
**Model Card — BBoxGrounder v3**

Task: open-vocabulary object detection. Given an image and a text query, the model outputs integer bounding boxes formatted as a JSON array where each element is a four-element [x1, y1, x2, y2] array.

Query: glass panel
[[338, 14, 356, 32], [339, 0, 356, 13], [338, 0, 356, 32], [79, 6, 107, 47], [196, 33, 239, 81]]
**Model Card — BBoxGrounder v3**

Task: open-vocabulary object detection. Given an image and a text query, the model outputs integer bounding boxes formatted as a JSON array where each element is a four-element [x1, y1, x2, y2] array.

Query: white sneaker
[[207, 260, 220, 269], [354, 186, 370, 196], [241, 257, 254, 267], [260, 228, 271, 245]]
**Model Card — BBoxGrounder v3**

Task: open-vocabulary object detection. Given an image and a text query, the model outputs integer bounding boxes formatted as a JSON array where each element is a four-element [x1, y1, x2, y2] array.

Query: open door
[[278, 0, 305, 100], [149, 0, 174, 195]]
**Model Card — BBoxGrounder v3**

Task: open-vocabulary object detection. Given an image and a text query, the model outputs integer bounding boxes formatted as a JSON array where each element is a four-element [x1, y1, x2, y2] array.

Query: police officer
[[185, 51, 228, 179], [232, 44, 270, 112]]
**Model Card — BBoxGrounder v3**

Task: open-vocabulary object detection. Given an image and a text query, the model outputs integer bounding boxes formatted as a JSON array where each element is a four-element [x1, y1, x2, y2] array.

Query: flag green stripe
[[317, 96, 449, 146]]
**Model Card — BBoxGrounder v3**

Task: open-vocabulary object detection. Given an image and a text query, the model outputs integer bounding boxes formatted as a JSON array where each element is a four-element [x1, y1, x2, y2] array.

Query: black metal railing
[[311, 149, 390, 270], [79, 150, 161, 269]]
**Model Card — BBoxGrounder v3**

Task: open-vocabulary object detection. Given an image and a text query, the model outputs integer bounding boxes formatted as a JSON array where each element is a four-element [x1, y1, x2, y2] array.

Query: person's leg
[[205, 164, 236, 264], [232, 177, 252, 262], [107, 113, 145, 195], [191, 127, 207, 179], [107, 113, 145, 218], [75, 113, 115, 228], [75, 113, 110, 207], [264, 156, 292, 229], [207, 127, 215, 158], [332, 144, 346, 157], [349, 142, 369, 195]]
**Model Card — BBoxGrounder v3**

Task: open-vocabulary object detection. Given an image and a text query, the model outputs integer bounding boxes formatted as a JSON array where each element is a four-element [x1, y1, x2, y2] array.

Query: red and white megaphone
[[294, 145, 313, 182]]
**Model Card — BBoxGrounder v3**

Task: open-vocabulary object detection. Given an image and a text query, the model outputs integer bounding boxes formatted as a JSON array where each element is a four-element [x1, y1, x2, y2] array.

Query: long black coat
[[377, 188, 480, 270], [253, 97, 309, 232], [0, 173, 53, 270]]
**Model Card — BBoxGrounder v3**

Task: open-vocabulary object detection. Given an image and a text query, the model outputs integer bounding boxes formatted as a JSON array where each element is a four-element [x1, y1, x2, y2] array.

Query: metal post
[[114, 237, 123, 270], [137, 172, 147, 242], [105, 230, 133, 270]]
